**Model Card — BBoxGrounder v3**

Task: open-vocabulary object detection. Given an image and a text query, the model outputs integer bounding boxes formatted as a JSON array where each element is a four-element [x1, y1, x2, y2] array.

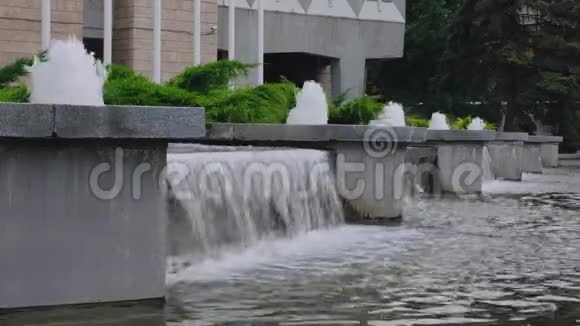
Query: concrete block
[[0, 103, 54, 138], [540, 143, 559, 168], [523, 143, 543, 173], [487, 142, 524, 181], [427, 130, 496, 142], [334, 143, 407, 221], [436, 144, 490, 193], [0, 142, 167, 309], [54, 105, 206, 140]]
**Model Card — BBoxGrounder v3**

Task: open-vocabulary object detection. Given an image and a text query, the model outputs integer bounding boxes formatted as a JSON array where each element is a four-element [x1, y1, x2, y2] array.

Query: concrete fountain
[[0, 39, 205, 309]]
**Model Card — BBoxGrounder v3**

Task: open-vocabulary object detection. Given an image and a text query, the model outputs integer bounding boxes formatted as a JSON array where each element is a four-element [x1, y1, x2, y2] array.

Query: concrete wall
[[112, 0, 218, 81], [217, 6, 405, 97], [0, 142, 167, 309], [0, 0, 83, 66]]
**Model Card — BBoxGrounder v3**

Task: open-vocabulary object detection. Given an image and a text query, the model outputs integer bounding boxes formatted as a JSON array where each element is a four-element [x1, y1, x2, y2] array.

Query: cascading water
[[468, 117, 487, 130], [428, 112, 450, 130], [370, 102, 406, 126], [286, 81, 328, 125], [166, 146, 344, 274], [29, 38, 106, 106]]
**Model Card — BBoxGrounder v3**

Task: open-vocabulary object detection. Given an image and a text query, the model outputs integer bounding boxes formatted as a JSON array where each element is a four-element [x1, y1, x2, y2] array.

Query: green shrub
[[167, 60, 253, 94], [202, 81, 297, 123], [406, 116, 430, 127], [106, 64, 137, 81], [329, 96, 383, 125], [0, 51, 46, 88], [451, 116, 496, 130], [0, 85, 30, 103], [104, 75, 198, 107]]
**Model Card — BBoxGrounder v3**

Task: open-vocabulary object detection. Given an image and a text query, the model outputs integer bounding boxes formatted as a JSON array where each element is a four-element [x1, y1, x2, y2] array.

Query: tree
[[530, 0, 580, 150], [368, 0, 462, 109], [436, 0, 538, 131]]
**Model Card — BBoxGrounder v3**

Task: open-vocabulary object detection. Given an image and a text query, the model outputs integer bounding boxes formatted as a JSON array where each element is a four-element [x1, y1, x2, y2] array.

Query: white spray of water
[[370, 102, 406, 127], [429, 112, 450, 130], [29, 38, 106, 106], [166, 148, 344, 271], [468, 117, 487, 131], [286, 81, 328, 125]]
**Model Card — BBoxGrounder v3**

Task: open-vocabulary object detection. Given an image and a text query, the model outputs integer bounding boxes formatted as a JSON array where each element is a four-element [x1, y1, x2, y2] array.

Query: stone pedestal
[[541, 143, 560, 168], [0, 104, 205, 309], [334, 143, 407, 220], [486, 133, 528, 181], [524, 136, 563, 172], [427, 130, 496, 194]]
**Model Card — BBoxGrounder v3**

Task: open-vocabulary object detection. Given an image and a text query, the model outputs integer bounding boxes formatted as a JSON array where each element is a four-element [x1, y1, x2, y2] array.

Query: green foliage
[[106, 64, 137, 81], [104, 75, 198, 107], [329, 96, 383, 125], [0, 51, 46, 88], [0, 85, 29, 103], [451, 116, 496, 131], [202, 81, 297, 123], [167, 60, 253, 94], [406, 116, 430, 127]]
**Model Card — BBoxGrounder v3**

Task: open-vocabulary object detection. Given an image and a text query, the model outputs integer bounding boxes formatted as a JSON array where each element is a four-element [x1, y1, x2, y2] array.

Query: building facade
[[0, 0, 405, 97]]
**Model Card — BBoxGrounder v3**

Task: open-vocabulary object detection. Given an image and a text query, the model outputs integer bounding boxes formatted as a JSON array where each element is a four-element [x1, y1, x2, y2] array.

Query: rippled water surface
[[3, 169, 580, 326]]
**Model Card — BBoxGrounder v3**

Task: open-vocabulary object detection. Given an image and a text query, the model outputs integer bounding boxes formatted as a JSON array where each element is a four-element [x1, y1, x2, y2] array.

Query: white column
[[257, 0, 264, 84], [153, 0, 162, 83], [194, 0, 201, 66], [228, 0, 236, 60], [41, 0, 51, 50], [103, 0, 113, 65]]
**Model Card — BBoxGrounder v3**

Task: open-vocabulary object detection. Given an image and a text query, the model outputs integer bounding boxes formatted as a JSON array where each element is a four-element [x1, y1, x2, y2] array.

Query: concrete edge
[[204, 124, 428, 143], [0, 102, 54, 138], [526, 135, 564, 143], [494, 132, 529, 142], [426, 130, 497, 142], [0, 103, 206, 140]]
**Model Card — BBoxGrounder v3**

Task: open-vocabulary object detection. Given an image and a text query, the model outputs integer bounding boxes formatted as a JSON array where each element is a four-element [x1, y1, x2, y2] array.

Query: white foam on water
[[29, 38, 106, 106], [428, 112, 450, 130], [370, 101, 406, 127], [286, 81, 328, 125]]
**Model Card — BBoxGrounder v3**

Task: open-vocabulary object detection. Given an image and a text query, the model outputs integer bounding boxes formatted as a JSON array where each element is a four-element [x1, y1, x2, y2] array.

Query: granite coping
[[205, 124, 428, 143], [426, 130, 497, 142], [494, 132, 529, 142], [526, 135, 564, 143], [559, 153, 580, 159], [0, 103, 206, 140]]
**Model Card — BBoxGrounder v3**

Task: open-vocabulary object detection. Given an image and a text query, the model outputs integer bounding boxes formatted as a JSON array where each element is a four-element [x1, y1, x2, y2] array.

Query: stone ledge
[[427, 130, 496, 142], [55, 105, 205, 139], [0, 104, 206, 140], [0, 103, 54, 138], [495, 132, 529, 142], [526, 135, 564, 143], [204, 124, 428, 143]]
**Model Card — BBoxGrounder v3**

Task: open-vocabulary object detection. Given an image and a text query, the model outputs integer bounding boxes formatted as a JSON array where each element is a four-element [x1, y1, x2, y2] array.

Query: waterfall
[[166, 146, 344, 271]]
